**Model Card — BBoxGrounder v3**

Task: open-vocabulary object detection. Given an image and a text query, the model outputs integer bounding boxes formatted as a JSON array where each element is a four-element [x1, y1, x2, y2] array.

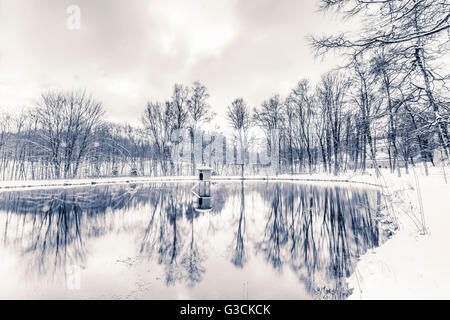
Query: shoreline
[[0, 173, 381, 192]]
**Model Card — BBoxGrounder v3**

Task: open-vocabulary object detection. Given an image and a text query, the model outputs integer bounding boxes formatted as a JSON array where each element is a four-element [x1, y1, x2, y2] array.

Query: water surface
[[0, 181, 384, 299]]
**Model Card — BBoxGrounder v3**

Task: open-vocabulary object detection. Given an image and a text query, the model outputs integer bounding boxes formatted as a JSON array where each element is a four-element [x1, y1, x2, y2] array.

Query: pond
[[0, 181, 384, 299]]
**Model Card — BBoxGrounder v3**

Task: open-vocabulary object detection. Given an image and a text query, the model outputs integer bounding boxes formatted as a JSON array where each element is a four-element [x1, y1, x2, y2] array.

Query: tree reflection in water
[[181, 202, 205, 287], [231, 181, 247, 268], [0, 181, 383, 299], [255, 183, 382, 299]]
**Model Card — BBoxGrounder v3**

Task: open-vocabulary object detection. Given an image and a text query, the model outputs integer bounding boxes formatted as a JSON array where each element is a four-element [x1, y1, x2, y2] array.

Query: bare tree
[[226, 98, 251, 178], [187, 81, 215, 174], [253, 94, 285, 175], [316, 72, 349, 175], [170, 84, 189, 130], [33, 90, 104, 179], [142, 101, 174, 175], [287, 80, 315, 174], [310, 0, 450, 158]]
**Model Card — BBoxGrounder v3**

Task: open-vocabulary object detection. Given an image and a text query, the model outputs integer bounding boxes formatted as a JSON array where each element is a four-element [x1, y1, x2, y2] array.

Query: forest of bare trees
[[0, 0, 448, 181]]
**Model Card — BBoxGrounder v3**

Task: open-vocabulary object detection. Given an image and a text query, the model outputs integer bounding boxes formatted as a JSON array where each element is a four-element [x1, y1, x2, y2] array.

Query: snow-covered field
[[0, 165, 448, 299], [347, 166, 450, 299]]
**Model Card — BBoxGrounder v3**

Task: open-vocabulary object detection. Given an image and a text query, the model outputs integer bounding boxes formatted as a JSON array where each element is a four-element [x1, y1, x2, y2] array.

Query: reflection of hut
[[196, 196, 211, 212], [194, 166, 212, 212]]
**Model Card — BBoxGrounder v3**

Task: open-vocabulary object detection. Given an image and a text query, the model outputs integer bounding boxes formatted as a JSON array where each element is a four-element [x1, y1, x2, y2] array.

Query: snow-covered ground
[[346, 166, 450, 299], [0, 175, 198, 192], [0, 172, 379, 192], [0, 165, 448, 299]]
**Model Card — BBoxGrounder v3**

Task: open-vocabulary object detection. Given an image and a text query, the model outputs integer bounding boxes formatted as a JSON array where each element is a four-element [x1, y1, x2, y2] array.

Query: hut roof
[[197, 166, 212, 171]]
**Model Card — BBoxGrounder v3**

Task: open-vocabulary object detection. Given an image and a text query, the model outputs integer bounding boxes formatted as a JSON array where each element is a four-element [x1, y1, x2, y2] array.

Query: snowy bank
[[0, 172, 381, 192], [0, 176, 197, 192], [347, 166, 450, 299]]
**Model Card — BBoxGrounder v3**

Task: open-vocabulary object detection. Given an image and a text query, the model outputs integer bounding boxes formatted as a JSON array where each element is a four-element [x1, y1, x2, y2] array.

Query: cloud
[[148, 0, 238, 57], [0, 0, 352, 126]]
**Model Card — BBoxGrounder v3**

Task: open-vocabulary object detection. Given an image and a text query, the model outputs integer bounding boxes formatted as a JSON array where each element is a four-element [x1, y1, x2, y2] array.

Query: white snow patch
[[347, 166, 450, 299]]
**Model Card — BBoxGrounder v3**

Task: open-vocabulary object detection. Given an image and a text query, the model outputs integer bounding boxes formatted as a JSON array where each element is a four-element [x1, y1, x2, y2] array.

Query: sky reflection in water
[[0, 181, 383, 299]]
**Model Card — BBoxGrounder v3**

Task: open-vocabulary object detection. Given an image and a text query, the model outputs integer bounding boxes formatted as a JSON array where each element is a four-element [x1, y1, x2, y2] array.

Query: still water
[[0, 181, 384, 299]]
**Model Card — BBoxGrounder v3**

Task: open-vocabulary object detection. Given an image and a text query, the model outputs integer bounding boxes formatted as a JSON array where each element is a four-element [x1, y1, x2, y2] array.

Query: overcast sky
[[0, 0, 355, 127]]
